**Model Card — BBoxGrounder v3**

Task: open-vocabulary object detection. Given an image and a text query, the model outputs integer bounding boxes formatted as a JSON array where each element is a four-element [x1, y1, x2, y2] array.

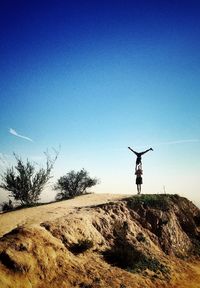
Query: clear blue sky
[[0, 0, 200, 204]]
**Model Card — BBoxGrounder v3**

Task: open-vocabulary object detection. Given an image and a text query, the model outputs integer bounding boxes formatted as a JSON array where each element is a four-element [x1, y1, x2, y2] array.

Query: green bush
[[54, 169, 99, 200], [103, 241, 170, 279], [131, 256, 169, 275], [126, 194, 172, 211], [1, 199, 13, 212]]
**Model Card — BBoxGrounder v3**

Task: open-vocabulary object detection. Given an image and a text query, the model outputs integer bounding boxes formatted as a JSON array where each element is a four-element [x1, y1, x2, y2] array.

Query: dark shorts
[[136, 176, 143, 185], [136, 157, 141, 165]]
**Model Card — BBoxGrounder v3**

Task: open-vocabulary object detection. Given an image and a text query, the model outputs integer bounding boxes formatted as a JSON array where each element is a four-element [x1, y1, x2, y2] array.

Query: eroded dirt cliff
[[0, 194, 200, 288]]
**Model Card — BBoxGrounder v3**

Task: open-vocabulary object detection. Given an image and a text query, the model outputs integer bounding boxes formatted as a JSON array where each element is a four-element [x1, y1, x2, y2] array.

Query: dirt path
[[0, 193, 130, 237]]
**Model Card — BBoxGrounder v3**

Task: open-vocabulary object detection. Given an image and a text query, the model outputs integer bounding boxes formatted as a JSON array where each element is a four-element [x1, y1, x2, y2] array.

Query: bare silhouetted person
[[128, 146, 153, 169], [135, 164, 143, 195]]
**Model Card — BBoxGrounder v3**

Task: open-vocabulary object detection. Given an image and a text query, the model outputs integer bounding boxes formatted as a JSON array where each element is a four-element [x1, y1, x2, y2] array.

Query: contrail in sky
[[9, 128, 33, 142], [157, 139, 200, 145], [124, 139, 200, 151]]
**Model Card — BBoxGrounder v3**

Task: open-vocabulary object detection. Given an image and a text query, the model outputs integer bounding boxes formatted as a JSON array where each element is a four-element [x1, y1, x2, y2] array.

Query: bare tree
[[0, 151, 58, 206]]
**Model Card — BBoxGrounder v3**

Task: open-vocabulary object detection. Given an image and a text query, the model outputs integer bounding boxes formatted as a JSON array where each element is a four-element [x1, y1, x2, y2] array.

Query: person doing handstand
[[128, 146, 153, 169], [135, 164, 143, 195]]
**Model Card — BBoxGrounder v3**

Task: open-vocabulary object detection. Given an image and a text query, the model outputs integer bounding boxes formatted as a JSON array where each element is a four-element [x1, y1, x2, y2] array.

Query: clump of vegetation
[[1, 199, 13, 212], [103, 242, 143, 269], [126, 194, 173, 211], [103, 241, 170, 279], [69, 239, 94, 255], [130, 255, 170, 276], [54, 169, 99, 200], [0, 151, 58, 206]]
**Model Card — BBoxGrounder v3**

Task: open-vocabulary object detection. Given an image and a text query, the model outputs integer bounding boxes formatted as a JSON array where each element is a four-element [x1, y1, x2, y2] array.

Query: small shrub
[[1, 200, 13, 212], [0, 151, 58, 206], [131, 256, 169, 274], [55, 169, 99, 200], [103, 241, 170, 279], [126, 194, 172, 211]]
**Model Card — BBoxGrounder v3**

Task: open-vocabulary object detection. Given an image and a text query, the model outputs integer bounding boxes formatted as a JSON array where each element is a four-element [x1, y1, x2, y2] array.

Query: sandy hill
[[0, 193, 200, 288]]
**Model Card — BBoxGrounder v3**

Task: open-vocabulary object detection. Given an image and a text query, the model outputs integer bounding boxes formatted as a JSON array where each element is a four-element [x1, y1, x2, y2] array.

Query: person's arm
[[140, 148, 153, 155], [128, 147, 138, 156]]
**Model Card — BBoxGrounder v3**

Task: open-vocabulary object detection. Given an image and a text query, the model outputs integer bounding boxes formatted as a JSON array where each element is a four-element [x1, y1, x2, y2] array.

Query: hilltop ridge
[[0, 194, 200, 288]]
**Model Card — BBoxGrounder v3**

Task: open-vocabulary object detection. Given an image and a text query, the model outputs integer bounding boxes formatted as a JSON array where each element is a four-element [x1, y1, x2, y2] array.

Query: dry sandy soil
[[0, 193, 200, 288], [0, 193, 130, 237]]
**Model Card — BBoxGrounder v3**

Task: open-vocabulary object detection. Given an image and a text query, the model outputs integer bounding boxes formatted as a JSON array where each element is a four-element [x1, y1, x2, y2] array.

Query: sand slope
[[0, 193, 200, 288], [0, 193, 130, 237]]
